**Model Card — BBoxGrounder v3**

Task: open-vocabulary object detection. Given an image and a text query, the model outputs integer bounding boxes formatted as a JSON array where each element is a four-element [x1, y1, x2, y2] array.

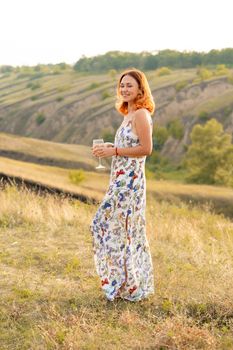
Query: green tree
[[153, 126, 169, 150], [58, 62, 68, 70], [183, 118, 233, 186], [167, 119, 184, 140], [101, 128, 114, 143], [72, 49, 233, 73], [0, 65, 14, 73]]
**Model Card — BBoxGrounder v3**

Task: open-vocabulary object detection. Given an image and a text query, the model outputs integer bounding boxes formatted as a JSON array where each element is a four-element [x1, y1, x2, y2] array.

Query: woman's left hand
[[92, 144, 115, 158]]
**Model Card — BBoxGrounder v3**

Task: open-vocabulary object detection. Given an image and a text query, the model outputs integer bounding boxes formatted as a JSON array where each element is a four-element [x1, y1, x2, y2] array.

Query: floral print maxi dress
[[90, 117, 155, 302]]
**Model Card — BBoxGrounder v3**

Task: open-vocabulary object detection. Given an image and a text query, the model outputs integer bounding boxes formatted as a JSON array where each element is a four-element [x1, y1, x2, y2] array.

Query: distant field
[[0, 68, 197, 105], [1, 155, 233, 219], [0, 156, 108, 201], [0, 132, 98, 167]]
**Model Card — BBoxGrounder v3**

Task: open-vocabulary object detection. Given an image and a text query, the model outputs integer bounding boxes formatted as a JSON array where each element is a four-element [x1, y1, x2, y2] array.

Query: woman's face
[[119, 74, 140, 103]]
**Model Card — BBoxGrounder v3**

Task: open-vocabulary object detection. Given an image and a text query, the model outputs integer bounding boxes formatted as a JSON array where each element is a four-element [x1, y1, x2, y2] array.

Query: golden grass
[[0, 184, 233, 349], [148, 178, 233, 200], [0, 156, 109, 201], [1, 154, 233, 218], [0, 132, 95, 166]]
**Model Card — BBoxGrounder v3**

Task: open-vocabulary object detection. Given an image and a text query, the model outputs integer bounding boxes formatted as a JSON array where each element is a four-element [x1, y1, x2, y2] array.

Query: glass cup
[[93, 139, 106, 170]]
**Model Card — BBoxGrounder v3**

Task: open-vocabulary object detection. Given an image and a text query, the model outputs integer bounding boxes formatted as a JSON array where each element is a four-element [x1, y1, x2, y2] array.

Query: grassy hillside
[[0, 185, 233, 349], [0, 131, 111, 171], [1, 155, 233, 219], [1, 67, 233, 165]]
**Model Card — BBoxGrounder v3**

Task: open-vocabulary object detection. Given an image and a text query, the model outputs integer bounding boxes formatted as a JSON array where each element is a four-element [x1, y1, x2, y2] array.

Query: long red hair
[[115, 68, 155, 115]]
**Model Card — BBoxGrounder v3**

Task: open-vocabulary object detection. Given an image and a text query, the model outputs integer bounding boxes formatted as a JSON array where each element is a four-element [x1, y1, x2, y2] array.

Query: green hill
[[0, 66, 233, 164], [0, 131, 111, 171]]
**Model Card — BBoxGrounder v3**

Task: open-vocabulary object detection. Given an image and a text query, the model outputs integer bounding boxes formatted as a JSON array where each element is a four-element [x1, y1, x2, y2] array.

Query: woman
[[90, 68, 155, 302]]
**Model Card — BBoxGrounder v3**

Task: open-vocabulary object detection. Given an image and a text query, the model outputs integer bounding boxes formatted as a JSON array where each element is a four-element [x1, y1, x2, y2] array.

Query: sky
[[0, 0, 232, 66]]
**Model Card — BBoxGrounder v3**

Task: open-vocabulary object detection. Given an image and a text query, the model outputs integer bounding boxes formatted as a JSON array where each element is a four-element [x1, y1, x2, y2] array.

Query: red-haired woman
[[90, 68, 155, 302]]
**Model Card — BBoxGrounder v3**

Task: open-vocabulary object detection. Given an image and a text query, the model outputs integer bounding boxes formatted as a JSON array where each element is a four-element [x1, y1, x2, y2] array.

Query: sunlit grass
[[0, 132, 95, 166], [1, 154, 233, 218], [0, 184, 233, 349]]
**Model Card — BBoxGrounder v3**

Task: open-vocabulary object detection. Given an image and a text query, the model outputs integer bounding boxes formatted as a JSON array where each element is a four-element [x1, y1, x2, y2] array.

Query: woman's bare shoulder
[[134, 108, 152, 123]]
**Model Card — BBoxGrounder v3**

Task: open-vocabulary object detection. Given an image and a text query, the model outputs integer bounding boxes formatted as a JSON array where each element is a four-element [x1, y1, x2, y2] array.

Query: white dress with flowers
[[90, 116, 154, 301]]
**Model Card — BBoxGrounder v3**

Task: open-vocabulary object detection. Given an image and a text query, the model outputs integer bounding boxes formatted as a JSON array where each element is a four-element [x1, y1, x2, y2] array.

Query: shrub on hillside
[[196, 67, 213, 80], [17, 73, 33, 79], [223, 106, 232, 117], [102, 90, 111, 100], [31, 95, 38, 101], [69, 170, 85, 185], [52, 70, 61, 75], [36, 112, 46, 125], [87, 82, 100, 90], [153, 126, 169, 150], [198, 111, 209, 121], [56, 96, 64, 102], [183, 118, 233, 187], [157, 67, 172, 76], [147, 150, 170, 169], [167, 119, 184, 140], [148, 150, 161, 165], [30, 73, 45, 80], [108, 69, 117, 79], [175, 80, 189, 92], [27, 82, 41, 90], [214, 64, 229, 76]]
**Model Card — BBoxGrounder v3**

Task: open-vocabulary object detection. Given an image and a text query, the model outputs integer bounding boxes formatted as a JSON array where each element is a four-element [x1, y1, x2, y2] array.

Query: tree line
[[1, 48, 233, 74], [73, 49, 233, 73]]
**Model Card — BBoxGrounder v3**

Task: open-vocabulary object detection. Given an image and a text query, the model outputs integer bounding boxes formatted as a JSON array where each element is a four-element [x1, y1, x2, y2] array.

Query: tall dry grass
[[0, 184, 233, 349]]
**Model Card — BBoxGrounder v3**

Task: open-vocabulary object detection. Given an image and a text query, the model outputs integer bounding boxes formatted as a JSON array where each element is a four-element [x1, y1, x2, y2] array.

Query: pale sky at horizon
[[0, 0, 232, 67]]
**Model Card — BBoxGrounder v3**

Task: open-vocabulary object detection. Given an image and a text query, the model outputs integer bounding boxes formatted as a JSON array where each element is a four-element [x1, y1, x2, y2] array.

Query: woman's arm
[[117, 109, 152, 156], [92, 109, 153, 158]]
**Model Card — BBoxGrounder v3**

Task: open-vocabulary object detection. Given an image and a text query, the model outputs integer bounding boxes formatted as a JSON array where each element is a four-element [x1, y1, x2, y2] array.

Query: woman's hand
[[104, 142, 114, 148], [92, 143, 115, 158]]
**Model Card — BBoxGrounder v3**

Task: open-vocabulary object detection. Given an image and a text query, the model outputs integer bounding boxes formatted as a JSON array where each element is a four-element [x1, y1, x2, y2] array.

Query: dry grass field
[[1, 154, 233, 219], [0, 182, 233, 349]]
